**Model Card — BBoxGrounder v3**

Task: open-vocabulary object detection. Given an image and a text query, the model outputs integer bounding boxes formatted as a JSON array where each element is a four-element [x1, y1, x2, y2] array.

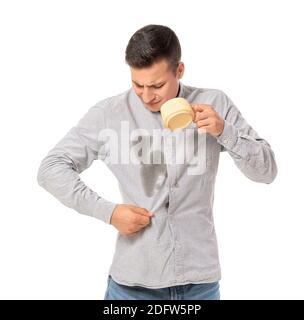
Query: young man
[[37, 25, 277, 300]]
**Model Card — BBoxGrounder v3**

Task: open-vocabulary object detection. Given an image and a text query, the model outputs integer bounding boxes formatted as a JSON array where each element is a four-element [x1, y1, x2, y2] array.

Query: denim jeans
[[104, 275, 220, 300]]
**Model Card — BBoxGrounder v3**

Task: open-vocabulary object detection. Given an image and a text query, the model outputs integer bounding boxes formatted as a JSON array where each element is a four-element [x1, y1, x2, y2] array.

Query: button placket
[[163, 131, 184, 283], [164, 133, 175, 191]]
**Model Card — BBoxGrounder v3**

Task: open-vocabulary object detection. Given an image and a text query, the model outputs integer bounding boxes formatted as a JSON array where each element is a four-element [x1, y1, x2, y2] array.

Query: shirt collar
[[176, 81, 185, 98]]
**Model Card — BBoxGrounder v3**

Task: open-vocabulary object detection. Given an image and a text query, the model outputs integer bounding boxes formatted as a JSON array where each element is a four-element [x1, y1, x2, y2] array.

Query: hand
[[192, 104, 224, 137], [110, 204, 154, 236]]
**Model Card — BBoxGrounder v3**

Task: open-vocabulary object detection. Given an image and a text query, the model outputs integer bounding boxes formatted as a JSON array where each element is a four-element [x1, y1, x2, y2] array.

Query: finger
[[196, 119, 211, 127], [133, 216, 150, 229], [128, 231, 139, 237], [191, 104, 205, 112], [133, 207, 154, 217], [139, 216, 151, 226], [194, 111, 210, 122], [191, 104, 212, 112]]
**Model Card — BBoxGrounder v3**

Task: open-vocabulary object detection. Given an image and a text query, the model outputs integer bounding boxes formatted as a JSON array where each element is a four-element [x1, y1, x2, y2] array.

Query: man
[[37, 24, 277, 300]]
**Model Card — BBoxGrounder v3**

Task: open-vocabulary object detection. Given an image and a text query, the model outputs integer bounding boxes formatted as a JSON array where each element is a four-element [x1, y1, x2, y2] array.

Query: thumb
[[191, 104, 205, 112], [133, 206, 154, 217]]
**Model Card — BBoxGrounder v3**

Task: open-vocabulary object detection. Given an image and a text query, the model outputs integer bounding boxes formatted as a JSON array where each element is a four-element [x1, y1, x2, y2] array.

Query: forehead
[[130, 59, 173, 85]]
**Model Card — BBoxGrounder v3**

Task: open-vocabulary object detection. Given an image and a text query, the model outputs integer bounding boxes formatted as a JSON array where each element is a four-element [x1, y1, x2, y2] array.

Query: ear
[[177, 62, 185, 79]]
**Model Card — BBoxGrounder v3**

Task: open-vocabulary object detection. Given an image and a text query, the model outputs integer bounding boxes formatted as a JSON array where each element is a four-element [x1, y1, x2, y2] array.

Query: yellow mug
[[160, 97, 194, 130]]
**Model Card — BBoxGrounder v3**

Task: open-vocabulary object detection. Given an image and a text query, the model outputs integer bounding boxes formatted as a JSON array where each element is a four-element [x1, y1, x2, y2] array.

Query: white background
[[0, 0, 303, 299]]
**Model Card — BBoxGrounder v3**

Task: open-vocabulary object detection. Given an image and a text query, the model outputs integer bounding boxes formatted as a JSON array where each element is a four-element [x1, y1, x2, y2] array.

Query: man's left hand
[[192, 104, 224, 137]]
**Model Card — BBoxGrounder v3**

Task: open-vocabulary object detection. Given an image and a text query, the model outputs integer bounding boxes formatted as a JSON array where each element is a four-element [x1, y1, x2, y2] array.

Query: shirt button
[[223, 138, 229, 144]]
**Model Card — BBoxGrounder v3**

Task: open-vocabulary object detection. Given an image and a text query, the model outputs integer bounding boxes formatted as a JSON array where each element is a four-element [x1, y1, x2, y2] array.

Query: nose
[[142, 88, 155, 104]]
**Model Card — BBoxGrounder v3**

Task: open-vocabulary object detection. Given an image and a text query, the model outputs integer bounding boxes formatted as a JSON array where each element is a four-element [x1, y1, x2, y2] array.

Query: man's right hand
[[110, 204, 154, 236]]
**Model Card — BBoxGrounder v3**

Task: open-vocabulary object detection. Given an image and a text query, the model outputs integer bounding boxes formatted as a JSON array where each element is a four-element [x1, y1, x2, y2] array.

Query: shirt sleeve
[[216, 93, 278, 184], [37, 103, 118, 224]]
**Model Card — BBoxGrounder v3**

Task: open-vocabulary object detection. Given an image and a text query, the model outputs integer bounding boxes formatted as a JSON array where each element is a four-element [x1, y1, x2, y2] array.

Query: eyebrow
[[132, 80, 165, 88]]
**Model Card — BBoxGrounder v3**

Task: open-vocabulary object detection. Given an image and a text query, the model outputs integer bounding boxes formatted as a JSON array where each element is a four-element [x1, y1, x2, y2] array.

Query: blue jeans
[[104, 275, 220, 300]]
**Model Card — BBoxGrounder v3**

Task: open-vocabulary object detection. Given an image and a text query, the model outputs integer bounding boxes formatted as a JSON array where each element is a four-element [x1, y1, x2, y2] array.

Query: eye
[[154, 84, 164, 89], [134, 82, 165, 89]]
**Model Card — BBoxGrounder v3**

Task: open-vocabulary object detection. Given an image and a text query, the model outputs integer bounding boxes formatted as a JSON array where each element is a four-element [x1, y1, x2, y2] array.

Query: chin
[[145, 102, 161, 112]]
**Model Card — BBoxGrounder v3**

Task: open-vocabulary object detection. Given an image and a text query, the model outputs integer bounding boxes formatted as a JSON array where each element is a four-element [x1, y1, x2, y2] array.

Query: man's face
[[130, 59, 184, 112]]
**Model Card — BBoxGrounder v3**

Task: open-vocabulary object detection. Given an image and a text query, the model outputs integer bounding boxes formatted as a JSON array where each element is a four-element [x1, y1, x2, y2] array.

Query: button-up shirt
[[37, 82, 277, 288]]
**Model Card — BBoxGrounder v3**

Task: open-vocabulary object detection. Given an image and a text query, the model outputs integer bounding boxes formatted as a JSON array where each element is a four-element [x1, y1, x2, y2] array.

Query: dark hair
[[125, 24, 181, 73]]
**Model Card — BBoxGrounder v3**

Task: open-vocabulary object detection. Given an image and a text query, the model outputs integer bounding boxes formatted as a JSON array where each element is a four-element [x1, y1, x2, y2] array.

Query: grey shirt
[[37, 82, 277, 289]]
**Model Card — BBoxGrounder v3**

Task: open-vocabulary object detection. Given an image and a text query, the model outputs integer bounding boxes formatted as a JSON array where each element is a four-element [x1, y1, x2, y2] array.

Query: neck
[[175, 82, 181, 97]]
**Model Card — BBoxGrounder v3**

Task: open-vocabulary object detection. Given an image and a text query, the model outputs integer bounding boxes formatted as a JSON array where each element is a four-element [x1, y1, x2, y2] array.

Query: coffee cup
[[160, 97, 194, 130]]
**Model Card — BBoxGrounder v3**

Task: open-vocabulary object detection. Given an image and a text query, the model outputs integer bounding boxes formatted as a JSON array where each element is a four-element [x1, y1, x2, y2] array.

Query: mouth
[[147, 101, 161, 107]]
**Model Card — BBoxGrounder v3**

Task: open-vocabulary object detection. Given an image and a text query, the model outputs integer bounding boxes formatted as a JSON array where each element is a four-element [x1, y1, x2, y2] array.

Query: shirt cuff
[[93, 200, 118, 224], [216, 120, 238, 150]]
